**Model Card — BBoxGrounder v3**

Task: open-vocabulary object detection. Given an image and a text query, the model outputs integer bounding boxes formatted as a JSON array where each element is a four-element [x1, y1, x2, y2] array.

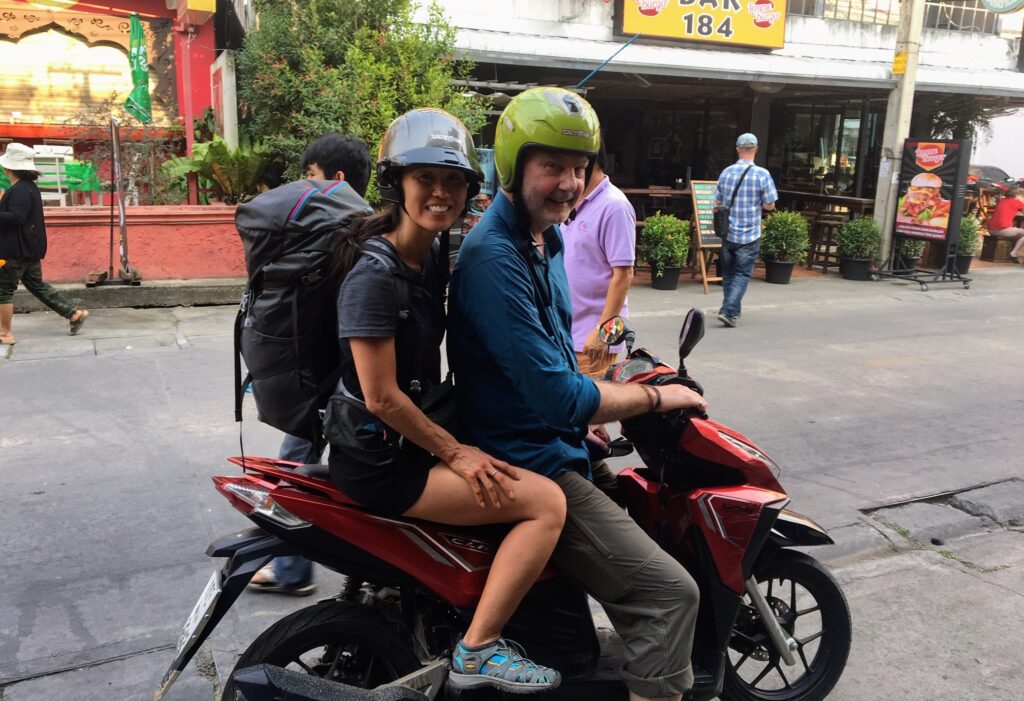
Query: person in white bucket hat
[[0, 142, 88, 345]]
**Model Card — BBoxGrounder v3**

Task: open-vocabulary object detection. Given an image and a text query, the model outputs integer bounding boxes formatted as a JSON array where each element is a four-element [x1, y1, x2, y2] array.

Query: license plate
[[177, 571, 222, 653]]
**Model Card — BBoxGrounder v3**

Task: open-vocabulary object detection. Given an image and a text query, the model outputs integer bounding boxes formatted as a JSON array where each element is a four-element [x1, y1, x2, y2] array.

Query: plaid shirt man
[[715, 160, 778, 243]]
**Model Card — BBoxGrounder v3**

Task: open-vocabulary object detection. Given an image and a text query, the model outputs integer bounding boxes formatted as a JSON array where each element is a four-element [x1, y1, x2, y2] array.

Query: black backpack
[[233, 179, 375, 445]]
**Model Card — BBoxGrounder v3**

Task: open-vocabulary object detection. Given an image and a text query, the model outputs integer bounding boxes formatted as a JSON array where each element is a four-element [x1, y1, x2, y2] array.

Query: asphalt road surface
[[2, 269, 1022, 700]]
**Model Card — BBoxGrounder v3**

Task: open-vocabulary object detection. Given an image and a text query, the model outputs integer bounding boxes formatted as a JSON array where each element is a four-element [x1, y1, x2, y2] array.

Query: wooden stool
[[808, 214, 846, 273], [980, 235, 1016, 262]]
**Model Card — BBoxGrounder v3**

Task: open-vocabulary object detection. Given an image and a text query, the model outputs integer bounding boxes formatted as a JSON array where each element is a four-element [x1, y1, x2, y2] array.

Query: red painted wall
[[41, 205, 244, 282], [174, 21, 216, 118]]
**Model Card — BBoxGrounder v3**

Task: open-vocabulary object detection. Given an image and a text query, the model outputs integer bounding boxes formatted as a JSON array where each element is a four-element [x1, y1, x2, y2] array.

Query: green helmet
[[494, 87, 601, 192], [377, 108, 483, 203]]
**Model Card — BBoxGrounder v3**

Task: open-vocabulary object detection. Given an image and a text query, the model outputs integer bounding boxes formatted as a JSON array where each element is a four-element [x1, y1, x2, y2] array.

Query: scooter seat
[[295, 463, 331, 481]]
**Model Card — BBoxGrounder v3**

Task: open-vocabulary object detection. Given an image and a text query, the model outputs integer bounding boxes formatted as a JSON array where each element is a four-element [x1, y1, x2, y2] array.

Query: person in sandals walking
[[0, 143, 88, 345]]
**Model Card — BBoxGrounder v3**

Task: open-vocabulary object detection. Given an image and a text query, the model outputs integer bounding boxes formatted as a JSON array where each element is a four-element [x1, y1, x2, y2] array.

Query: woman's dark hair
[[330, 204, 402, 282], [11, 170, 39, 182]]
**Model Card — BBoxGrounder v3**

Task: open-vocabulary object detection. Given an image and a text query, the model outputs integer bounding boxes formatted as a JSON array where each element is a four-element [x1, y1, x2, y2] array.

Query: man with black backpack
[[246, 133, 372, 596]]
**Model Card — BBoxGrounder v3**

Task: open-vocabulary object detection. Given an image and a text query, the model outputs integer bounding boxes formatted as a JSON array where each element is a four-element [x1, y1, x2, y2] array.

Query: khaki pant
[[989, 227, 1024, 258], [552, 471, 700, 697], [576, 351, 617, 380]]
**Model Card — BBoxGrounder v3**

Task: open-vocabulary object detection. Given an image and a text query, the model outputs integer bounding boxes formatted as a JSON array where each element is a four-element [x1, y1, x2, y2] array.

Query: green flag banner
[[124, 13, 153, 123]]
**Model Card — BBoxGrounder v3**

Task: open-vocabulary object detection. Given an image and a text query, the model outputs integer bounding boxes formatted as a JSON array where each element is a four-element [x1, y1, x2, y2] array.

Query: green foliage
[[760, 210, 810, 263], [895, 237, 925, 257], [912, 94, 1015, 142], [957, 215, 980, 256], [159, 136, 271, 204], [237, 0, 485, 201], [837, 216, 881, 259], [640, 212, 690, 277]]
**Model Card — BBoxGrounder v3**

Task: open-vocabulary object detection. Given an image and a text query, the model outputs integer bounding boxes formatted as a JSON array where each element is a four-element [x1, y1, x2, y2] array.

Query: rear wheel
[[221, 600, 421, 701], [721, 551, 851, 701]]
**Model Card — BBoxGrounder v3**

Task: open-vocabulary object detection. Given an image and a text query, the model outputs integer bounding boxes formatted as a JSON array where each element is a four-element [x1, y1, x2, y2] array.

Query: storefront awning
[[455, 28, 1024, 100]]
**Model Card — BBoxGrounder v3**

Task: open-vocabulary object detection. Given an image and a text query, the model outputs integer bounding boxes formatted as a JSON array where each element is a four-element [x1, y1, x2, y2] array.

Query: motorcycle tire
[[221, 600, 421, 701], [721, 550, 851, 701]]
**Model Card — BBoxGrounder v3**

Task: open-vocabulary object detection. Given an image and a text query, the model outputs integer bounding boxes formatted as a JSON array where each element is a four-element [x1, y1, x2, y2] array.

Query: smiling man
[[449, 87, 706, 701]]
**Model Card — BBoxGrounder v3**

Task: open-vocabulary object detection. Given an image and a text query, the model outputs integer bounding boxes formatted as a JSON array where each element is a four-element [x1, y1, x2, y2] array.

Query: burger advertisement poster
[[894, 139, 971, 243], [615, 0, 788, 50]]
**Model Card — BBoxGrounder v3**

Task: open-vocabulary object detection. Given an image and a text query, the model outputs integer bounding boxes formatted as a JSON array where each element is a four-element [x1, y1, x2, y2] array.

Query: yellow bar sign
[[615, 0, 788, 50]]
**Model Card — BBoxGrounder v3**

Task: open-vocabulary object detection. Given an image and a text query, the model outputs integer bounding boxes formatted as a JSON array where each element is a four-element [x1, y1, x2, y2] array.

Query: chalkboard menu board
[[690, 180, 723, 248]]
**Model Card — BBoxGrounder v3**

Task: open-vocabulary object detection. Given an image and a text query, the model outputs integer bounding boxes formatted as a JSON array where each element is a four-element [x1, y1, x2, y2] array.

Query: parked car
[[967, 164, 1018, 194]]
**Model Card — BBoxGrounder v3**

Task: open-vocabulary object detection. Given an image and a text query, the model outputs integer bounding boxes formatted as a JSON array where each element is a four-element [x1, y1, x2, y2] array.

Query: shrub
[[640, 212, 690, 277], [957, 215, 980, 255], [237, 0, 484, 202], [159, 136, 271, 204], [895, 237, 925, 257], [761, 210, 810, 263], [837, 217, 881, 259]]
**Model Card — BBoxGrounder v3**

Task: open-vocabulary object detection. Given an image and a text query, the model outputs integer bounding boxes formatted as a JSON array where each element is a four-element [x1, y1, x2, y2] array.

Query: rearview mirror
[[598, 316, 636, 354], [677, 309, 704, 370]]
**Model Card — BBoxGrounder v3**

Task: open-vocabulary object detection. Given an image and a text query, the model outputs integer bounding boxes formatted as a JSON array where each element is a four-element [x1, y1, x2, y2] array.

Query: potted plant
[[640, 211, 690, 290], [760, 210, 809, 284], [837, 217, 881, 281], [894, 237, 925, 275], [952, 215, 980, 274]]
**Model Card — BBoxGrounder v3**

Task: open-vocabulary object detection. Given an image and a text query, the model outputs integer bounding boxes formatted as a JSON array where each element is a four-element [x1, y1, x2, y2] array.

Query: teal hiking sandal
[[449, 637, 561, 694]]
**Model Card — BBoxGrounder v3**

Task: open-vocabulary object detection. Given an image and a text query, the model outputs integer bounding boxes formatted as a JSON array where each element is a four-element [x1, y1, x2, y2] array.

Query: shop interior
[[466, 63, 892, 217]]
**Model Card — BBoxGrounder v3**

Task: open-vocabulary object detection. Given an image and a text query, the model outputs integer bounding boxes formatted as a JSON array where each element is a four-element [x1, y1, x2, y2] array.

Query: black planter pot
[[952, 253, 974, 275], [651, 266, 681, 290], [840, 256, 872, 281], [764, 259, 795, 284], [893, 255, 921, 275]]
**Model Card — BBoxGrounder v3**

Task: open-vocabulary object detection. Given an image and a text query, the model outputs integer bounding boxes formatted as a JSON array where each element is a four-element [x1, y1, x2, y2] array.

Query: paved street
[[2, 269, 1022, 700]]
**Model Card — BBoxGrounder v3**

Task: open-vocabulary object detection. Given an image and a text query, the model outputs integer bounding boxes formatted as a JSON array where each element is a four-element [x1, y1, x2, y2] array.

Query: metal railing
[[789, 0, 1002, 35]]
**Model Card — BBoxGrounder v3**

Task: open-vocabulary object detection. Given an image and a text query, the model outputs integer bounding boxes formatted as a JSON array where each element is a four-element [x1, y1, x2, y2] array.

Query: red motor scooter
[[157, 309, 851, 701]]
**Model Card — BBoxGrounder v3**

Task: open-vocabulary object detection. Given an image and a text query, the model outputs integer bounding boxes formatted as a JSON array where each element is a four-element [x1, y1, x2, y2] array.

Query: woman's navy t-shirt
[[329, 235, 446, 515], [335, 236, 445, 399]]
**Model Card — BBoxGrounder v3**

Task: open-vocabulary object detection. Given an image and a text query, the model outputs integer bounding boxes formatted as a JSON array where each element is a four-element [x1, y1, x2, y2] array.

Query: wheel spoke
[[766, 578, 774, 599], [325, 646, 345, 679], [790, 579, 797, 613], [796, 604, 820, 616], [751, 662, 773, 688], [294, 657, 317, 676], [734, 651, 751, 672], [797, 644, 811, 673], [775, 663, 791, 689], [799, 629, 824, 645]]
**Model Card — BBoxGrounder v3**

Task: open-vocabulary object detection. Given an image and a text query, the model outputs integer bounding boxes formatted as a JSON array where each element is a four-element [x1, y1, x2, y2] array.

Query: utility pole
[[872, 0, 926, 262]]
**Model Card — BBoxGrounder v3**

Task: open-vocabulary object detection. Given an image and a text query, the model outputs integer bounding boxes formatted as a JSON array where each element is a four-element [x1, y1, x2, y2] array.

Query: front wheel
[[221, 600, 421, 701], [721, 550, 851, 701]]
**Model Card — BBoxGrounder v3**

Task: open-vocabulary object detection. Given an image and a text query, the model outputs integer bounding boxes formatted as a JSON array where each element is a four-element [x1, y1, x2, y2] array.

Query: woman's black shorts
[[328, 444, 438, 516]]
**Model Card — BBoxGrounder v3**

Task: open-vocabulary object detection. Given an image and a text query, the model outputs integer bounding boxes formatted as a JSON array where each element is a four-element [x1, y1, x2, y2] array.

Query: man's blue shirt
[[448, 192, 601, 479], [715, 160, 778, 244]]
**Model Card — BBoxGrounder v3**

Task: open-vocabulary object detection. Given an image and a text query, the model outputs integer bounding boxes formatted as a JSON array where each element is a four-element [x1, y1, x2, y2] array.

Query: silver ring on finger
[[488, 469, 497, 478]]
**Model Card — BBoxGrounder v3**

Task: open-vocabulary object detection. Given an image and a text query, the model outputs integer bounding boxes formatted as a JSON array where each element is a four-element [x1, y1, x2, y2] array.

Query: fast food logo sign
[[914, 143, 947, 171], [617, 0, 788, 49]]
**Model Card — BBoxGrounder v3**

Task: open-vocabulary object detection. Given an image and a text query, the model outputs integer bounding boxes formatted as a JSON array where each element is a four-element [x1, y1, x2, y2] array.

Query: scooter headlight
[[223, 483, 309, 528]]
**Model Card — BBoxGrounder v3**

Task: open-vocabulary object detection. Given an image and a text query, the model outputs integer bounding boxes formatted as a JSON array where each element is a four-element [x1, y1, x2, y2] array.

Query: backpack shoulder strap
[[359, 238, 412, 321]]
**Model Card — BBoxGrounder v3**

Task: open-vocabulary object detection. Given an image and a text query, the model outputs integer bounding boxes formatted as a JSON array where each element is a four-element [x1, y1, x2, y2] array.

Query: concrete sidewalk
[[12, 277, 245, 314]]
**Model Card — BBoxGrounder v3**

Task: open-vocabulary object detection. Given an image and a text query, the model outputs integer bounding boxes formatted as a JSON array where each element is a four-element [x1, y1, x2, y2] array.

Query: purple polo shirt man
[[562, 145, 636, 380]]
